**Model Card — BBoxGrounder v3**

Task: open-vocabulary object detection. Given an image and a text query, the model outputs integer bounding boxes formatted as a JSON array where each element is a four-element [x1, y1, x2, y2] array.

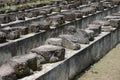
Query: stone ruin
[[0, 0, 120, 80]]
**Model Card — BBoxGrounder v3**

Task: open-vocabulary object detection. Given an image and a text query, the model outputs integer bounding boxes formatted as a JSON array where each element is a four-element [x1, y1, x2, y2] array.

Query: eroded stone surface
[[31, 45, 65, 63]]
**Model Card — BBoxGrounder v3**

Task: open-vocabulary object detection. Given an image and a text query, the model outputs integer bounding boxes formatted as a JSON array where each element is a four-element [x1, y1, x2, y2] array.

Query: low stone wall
[[0, 5, 120, 65], [19, 27, 120, 80]]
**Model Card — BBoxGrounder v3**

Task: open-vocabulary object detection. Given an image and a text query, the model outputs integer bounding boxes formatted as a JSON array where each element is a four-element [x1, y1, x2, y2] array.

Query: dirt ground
[[74, 43, 120, 80]]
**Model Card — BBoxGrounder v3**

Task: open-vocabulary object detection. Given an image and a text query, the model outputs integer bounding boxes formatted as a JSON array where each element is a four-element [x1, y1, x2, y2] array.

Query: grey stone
[[41, 8, 52, 14], [80, 7, 96, 16], [45, 38, 63, 46], [51, 6, 61, 12], [39, 21, 50, 30], [12, 26, 29, 35], [104, 15, 120, 20], [102, 2, 112, 9], [59, 34, 81, 50], [31, 45, 65, 63], [87, 24, 101, 36], [0, 63, 17, 80], [9, 14, 16, 22], [61, 11, 76, 21], [67, 26, 90, 44], [110, 19, 120, 28], [7, 30, 20, 40], [46, 15, 65, 27], [72, 10, 82, 18], [0, 14, 11, 24], [93, 20, 110, 26], [7, 53, 40, 78], [85, 29, 94, 41], [1, 27, 12, 34], [102, 26, 114, 32], [17, 13, 25, 20], [28, 22, 40, 33]]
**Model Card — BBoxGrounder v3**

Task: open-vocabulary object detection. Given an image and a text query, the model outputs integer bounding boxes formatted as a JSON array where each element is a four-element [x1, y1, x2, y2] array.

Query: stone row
[[0, 9, 120, 79], [0, 0, 115, 24]]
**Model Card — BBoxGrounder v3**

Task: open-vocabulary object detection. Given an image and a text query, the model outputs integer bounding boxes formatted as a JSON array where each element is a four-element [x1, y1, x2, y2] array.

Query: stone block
[[93, 20, 110, 26], [39, 21, 50, 30], [28, 22, 40, 33], [0, 14, 11, 24], [72, 10, 83, 18], [7, 53, 41, 78], [31, 45, 65, 63], [45, 38, 62, 46], [80, 7, 96, 16], [110, 19, 120, 28], [85, 29, 94, 41], [59, 34, 81, 50], [46, 15, 65, 27], [7, 30, 20, 40], [104, 15, 120, 20], [17, 13, 25, 20], [0, 63, 17, 80], [67, 26, 90, 44], [51, 6, 61, 12], [12, 26, 29, 35], [87, 24, 101, 36], [61, 11, 75, 21], [102, 25, 114, 32]]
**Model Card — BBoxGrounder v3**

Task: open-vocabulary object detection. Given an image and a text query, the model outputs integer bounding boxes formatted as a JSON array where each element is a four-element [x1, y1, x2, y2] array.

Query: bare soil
[[74, 43, 120, 80]]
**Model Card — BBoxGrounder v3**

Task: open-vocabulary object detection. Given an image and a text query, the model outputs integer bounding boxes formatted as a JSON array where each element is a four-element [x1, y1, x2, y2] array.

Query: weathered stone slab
[[51, 6, 61, 12], [102, 25, 114, 32], [91, 2, 104, 11], [31, 45, 65, 63], [85, 29, 94, 41], [28, 22, 40, 33], [45, 38, 62, 46], [72, 10, 83, 18], [12, 26, 29, 35], [80, 7, 96, 16], [67, 26, 90, 44], [104, 15, 120, 20], [87, 24, 101, 36], [109, 19, 120, 27], [59, 34, 81, 50], [1, 27, 20, 40], [38, 21, 50, 30], [61, 11, 76, 21], [0, 14, 11, 24], [17, 13, 25, 20], [7, 53, 41, 78], [93, 20, 110, 26], [0, 63, 17, 80], [7, 30, 20, 40], [46, 15, 65, 27]]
